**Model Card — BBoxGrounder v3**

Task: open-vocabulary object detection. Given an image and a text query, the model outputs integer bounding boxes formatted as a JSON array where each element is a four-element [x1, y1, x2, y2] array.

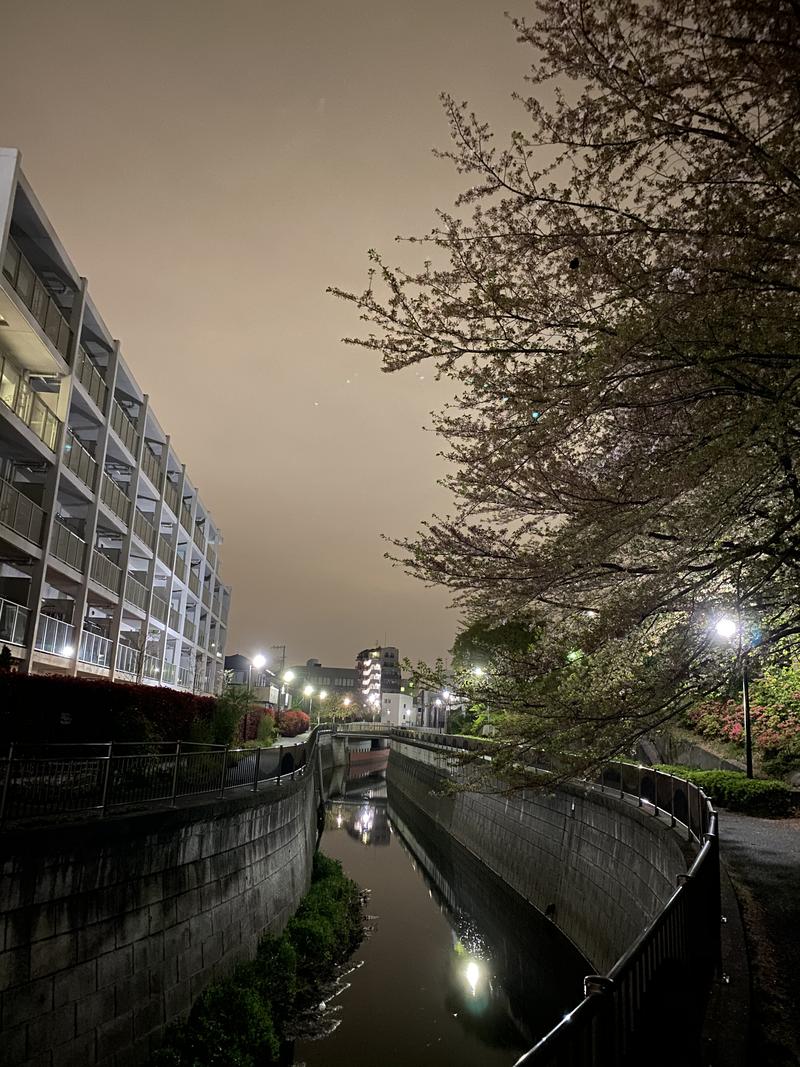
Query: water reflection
[[295, 770, 586, 1066]]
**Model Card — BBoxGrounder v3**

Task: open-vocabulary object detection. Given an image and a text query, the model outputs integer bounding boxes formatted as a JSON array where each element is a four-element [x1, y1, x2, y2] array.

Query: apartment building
[[356, 645, 401, 708], [0, 149, 230, 695]]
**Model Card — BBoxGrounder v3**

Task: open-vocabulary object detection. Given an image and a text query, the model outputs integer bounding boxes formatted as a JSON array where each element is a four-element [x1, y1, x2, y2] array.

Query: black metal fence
[[0, 736, 314, 824]]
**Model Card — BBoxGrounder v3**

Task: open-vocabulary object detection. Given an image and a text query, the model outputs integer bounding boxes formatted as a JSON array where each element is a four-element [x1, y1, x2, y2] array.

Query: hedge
[[654, 764, 794, 817], [277, 709, 310, 737], [0, 671, 216, 746]]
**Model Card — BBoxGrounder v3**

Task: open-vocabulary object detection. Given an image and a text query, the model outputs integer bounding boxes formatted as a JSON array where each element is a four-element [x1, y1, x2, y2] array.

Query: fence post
[[653, 768, 659, 817], [170, 741, 182, 807], [219, 747, 229, 798], [687, 780, 693, 842], [670, 773, 676, 827], [0, 742, 15, 823], [277, 746, 283, 786], [100, 742, 114, 816], [638, 764, 643, 807], [251, 747, 261, 793]]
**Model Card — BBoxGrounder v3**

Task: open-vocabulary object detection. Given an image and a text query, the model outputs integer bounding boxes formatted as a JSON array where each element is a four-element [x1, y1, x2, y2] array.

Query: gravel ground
[[719, 812, 800, 1067]]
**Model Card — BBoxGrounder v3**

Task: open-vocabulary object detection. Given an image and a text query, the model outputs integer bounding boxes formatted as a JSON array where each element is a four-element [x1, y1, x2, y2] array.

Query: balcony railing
[[0, 597, 29, 647], [0, 353, 61, 452], [75, 347, 108, 411], [193, 523, 205, 550], [2, 235, 74, 363], [78, 629, 112, 668], [212, 594, 221, 617], [201, 584, 211, 609], [150, 591, 168, 625], [169, 607, 181, 632], [34, 614, 75, 657], [100, 473, 131, 526], [111, 400, 139, 457], [124, 573, 149, 612], [115, 642, 141, 677], [50, 520, 86, 573], [0, 477, 45, 546], [164, 479, 180, 515], [90, 550, 122, 595], [141, 444, 161, 488], [183, 619, 196, 644], [206, 546, 218, 572], [133, 508, 156, 550], [178, 665, 195, 689], [161, 662, 177, 685], [63, 429, 97, 491], [188, 570, 200, 597], [181, 501, 193, 532], [142, 653, 161, 682], [157, 533, 173, 565]]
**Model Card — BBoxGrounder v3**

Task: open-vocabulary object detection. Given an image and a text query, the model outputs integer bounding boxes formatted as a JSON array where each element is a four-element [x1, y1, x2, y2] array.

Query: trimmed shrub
[[277, 709, 310, 737], [654, 764, 794, 816]]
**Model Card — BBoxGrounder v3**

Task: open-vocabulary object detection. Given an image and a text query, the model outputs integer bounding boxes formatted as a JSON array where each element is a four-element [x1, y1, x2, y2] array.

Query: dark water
[[293, 773, 587, 1067]]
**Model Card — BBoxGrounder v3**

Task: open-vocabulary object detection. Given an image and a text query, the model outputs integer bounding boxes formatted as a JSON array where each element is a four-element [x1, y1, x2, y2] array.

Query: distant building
[[356, 646, 401, 709], [286, 658, 360, 696], [224, 652, 291, 709], [379, 690, 415, 726]]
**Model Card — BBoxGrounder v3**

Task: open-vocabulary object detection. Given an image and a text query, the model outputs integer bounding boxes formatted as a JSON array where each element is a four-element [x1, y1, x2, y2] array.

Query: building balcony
[[50, 520, 86, 573], [178, 664, 194, 690], [0, 596, 29, 647], [90, 549, 122, 595], [161, 661, 177, 685], [180, 500, 193, 533], [201, 584, 211, 609], [183, 618, 196, 644], [141, 444, 161, 488], [188, 569, 200, 597], [192, 523, 205, 550], [133, 508, 156, 551], [150, 590, 168, 625], [164, 478, 180, 515], [74, 346, 108, 412], [169, 606, 181, 632], [0, 352, 61, 452], [124, 572, 149, 612], [78, 628, 112, 669], [2, 235, 74, 365], [34, 614, 75, 657], [157, 533, 172, 565], [0, 476, 45, 547], [100, 473, 131, 526], [111, 400, 139, 457], [141, 653, 161, 682], [115, 641, 140, 677], [63, 429, 98, 492]]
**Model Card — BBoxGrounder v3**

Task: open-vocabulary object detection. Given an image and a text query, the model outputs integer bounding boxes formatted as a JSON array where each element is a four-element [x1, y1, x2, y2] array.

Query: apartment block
[[0, 149, 230, 695], [356, 645, 401, 708]]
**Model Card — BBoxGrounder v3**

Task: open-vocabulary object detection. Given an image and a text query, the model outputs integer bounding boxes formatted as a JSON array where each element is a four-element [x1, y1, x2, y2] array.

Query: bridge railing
[[335, 723, 721, 1066], [0, 733, 319, 824]]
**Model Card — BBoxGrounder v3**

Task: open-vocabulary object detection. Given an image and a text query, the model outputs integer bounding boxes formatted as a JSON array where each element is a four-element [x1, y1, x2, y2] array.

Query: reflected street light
[[715, 616, 753, 778]]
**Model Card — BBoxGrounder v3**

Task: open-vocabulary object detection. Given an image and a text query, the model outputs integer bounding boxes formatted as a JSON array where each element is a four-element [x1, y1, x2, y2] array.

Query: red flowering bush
[[686, 696, 800, 775], [277, 709, 310, 737]]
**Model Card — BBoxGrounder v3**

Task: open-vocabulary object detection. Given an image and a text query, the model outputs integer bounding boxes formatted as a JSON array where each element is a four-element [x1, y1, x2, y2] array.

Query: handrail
[[0, 730, 320, 824]]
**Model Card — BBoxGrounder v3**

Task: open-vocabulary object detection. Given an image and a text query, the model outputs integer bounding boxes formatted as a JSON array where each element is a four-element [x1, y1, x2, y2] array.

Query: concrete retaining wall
[[388, 740, 690, 973], [0, 775, 317, 1067]]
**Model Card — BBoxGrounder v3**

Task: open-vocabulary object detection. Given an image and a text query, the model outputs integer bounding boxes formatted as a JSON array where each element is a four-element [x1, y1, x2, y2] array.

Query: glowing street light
[[471, 666, 485, 678], [252, 654, 266, 670], [283, 669, 295, 682], [714, 615, 753, 778]]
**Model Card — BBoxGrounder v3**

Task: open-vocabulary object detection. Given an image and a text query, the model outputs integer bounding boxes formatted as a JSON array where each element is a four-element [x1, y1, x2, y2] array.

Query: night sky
[[0, 0, 524, 669]]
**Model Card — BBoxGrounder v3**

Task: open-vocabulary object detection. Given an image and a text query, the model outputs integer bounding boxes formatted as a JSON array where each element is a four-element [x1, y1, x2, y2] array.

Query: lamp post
[[303, 684, 314, 719], [318, 690, 328, 726], [280, 669, 295, 711], [249, 653, 266, 692], [715, 616, 753, 779]]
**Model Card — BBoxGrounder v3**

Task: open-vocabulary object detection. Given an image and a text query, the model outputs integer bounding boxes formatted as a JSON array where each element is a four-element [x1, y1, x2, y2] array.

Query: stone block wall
[[388, 741, 690, 973], [0, 775, 317, 1067]]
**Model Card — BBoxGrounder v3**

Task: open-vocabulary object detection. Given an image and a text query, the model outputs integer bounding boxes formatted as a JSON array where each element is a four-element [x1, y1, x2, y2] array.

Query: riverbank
[[149, 852, 364, 1066]]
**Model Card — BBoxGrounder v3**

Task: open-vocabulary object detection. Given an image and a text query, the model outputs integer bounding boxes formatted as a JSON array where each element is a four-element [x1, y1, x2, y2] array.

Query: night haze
[[0, 0, 524, 667]]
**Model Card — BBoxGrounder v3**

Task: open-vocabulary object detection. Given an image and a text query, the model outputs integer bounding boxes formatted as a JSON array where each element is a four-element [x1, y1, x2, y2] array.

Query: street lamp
[[303, 684, 314, 718], [249, 653, 266, 691], [715, 616, 753, 778]]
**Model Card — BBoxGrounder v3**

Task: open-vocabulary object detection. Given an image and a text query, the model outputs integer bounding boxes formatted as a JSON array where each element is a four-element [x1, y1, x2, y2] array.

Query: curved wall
[[388, 739, 690, 973], [0, 774, 317, 1067]]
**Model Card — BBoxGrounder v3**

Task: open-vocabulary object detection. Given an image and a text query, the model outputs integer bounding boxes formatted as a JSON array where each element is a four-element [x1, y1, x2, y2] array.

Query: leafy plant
[[654, 765, 794, 817], [277, 709, 310, 737]]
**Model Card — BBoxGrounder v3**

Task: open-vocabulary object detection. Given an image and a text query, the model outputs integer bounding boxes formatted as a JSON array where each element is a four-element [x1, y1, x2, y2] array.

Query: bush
[[685, 696, 800, 777], [277, 709, 310, 737], [654, 764, 794, 816]]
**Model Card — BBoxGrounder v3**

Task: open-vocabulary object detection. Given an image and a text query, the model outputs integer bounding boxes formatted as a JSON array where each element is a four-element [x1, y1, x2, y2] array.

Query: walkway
[[719, 812, 800, 1067]]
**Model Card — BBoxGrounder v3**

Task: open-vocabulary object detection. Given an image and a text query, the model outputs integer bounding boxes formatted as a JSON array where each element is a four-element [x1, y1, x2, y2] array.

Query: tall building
[[287, 658, 360, 697], [356, 645, 401, 708], [0, 149, 230, 694]]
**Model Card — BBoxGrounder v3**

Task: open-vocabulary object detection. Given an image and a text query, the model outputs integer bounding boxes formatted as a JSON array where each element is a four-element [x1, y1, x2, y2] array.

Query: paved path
[[719, 812, 800, 1066]]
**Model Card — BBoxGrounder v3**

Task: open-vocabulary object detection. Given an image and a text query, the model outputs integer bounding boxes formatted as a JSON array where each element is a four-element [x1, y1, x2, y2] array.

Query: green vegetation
[[150, 852, 363, 1066], [654, 765, 794, 817]]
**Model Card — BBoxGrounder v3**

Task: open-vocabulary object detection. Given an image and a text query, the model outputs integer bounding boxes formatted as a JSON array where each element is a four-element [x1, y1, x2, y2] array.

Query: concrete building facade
[[0, 149, 230, 695], [356, 645, 401, 709]]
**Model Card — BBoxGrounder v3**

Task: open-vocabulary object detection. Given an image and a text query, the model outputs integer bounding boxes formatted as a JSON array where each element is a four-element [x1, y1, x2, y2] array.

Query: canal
[[294, 772, 588, 1067]]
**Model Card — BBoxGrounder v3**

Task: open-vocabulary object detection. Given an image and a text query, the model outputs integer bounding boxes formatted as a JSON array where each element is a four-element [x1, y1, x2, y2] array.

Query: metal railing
[[201, 583, 211, 608], [78, 628, 112, 668], [169, 607, 181, 632], [63, 429, 98, 491], [0, 597, 29, 646], [181, 501, 193, 532], [193, 523, 205, 550], [34, 614, 75, 656], [0, 734, 315, 823], [178, 664, 195, 689], [183, 618, 197, 644], [101, 473, 131, 526], [75, 346, 108, 411], [2, 235, 74, 363], [141, 444, 161, 488], [162, 662, 177, 685], [188, 569, 200, 597], [90, 550, 122, 594], [115, 642, 141, 677], [111, 400, 139, 457], [0, 476, 45, 545], [164, 478, 180, 515], [157, 532, 173, 564], [150, 591, 168, 625], [50, 520, 86, 572], [0, 352, 61, 451], [133, 508, 156, 550], [124, 573, 149, 612]]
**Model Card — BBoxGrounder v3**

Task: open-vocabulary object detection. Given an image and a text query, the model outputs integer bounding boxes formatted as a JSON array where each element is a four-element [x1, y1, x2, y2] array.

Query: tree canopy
[[333, 0, 800, 777]]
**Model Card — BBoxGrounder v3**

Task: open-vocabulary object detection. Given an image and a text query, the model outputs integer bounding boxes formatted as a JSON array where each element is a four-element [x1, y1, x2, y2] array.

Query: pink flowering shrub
[[687, 697, 800, 775]]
